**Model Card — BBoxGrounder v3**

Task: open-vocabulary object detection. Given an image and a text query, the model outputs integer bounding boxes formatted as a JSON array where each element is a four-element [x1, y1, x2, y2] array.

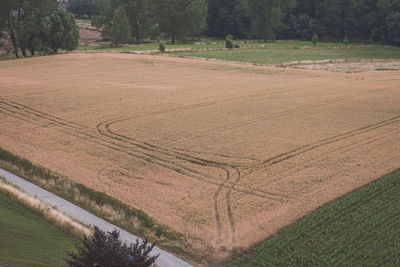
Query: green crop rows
[[230, 169, 400, 266]]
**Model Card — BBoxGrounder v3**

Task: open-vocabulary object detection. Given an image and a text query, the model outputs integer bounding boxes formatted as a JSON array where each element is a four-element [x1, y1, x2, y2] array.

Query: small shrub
[[344, 36, 349, 46], [158, 41, 166, 53], [312, 33, 318, 47], [225, 34, 234, 49], [234, 44, 240, 48], [67, 226, 159, 267]]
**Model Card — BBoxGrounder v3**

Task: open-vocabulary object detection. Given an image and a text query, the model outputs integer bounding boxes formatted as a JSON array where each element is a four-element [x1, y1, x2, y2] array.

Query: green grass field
[[173, 45, 400, 65], [230, 169, 400, 266], [76, 40, 368, 53], [0, 191, 79, 267]]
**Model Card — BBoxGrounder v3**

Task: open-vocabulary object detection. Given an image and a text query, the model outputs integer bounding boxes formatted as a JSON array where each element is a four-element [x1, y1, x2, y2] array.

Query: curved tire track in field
[[243, 115, 400, 176], [98, 118, 241, 249], [0, 99, 240, 249], [2, 98, 400, 251]]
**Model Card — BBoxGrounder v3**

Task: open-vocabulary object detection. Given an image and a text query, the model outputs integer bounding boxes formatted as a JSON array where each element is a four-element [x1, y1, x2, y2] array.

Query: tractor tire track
[[98, 120, 241, 248], [0, 100, 241, 249], [244, 115, 400, 176]]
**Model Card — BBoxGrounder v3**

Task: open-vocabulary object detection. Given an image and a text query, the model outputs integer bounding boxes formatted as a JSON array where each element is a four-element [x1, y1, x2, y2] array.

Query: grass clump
[[229, 169, 400, 266]]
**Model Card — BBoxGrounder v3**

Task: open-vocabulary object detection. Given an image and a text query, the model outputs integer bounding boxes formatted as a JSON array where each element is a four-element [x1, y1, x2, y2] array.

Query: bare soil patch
[[0, 53, 399, 261], [288, 60, 400, 73], [79, 28, 102, 45]]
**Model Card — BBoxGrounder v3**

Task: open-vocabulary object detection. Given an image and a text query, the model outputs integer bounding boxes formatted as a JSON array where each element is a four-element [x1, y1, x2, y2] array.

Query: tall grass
[[0, 178, 92, 239]]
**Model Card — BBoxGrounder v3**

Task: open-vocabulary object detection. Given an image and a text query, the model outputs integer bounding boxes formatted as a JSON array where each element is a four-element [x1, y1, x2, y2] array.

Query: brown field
[[0, 53, 399, 261]]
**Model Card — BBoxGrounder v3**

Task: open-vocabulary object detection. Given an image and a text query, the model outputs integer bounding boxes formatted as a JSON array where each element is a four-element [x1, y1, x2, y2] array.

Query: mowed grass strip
[[230, 169, 400, 266], [0, 191, 79, 267], [173, 46, 400, 65]]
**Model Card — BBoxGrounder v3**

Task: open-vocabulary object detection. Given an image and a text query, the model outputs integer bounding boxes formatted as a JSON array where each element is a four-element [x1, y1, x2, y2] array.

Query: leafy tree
[[16, 0, 58, 56], [111, 6, 131, 45], [206, 0, 251, 38], [41, 8, 80, 53], [124, 0, 152, 43], [0, 0, 58, 57], [248, 0, 295, 42], [153, 0, 207, 44], [67, 0, 108, 18], [0, 0, 19, 57], [91, 0, 151, 43], [67, 226, 159, 267], [386, 12, 400, 45], [286, 14, 316, 40]]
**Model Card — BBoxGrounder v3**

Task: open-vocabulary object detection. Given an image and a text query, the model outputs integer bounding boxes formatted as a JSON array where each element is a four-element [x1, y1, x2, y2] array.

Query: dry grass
[[0, 53, 399, 262], [0, 177, 92, 239]]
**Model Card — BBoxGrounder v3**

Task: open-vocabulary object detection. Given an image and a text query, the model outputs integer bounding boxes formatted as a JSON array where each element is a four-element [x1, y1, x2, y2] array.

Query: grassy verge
[[229, 169, 400, 266], [0, 178, 92, 239], [0, 147, 194, 262], [171, 45, 400, 65], [0, 190, 79, 267]]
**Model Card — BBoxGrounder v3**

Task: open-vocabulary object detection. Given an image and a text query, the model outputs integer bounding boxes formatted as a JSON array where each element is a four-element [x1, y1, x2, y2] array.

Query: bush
[[225, 34, 234, 49], [344, 36, 349, 46], [311, 33, 318, 47], [158, 41, 166, 53], [67, 226, 159, 267]]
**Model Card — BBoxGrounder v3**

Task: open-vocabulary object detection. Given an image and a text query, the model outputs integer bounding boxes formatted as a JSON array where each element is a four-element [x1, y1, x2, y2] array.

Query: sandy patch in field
[[0, 53, 399, 261], [288, 60, 400, 73], [79, 28, 102, 45]]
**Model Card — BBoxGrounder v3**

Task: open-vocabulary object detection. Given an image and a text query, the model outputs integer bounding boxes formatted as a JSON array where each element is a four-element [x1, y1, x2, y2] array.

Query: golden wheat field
[[0, 53, 400, 259]]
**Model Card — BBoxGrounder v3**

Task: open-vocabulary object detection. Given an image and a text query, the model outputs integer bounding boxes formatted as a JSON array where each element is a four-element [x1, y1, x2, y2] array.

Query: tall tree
[[206, 0, 251, 38], [153, 0, 207, 44], [41, 8, 80, 53], [0, 0, 58, 57], [248, 0, 295, 42], [67, 0, 108, 18], [124, 0, 151, 43], [111, 6, 131, 45]]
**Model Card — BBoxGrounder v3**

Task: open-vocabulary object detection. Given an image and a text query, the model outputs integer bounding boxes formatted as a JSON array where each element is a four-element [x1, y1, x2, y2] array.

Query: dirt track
[[0, 53, 399, 259]]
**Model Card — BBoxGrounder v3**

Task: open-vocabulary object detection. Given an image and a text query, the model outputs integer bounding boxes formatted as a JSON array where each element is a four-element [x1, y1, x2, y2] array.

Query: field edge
[[0, 146, 204, 265], [226, 167, 400, 266]]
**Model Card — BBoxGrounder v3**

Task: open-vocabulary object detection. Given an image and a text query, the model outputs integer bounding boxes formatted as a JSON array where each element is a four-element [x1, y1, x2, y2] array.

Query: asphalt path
[[0, 168, 192, 267]]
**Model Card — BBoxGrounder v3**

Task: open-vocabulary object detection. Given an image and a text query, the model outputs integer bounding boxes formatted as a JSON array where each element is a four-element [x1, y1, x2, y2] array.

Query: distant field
[[0, 191, 78, 266], [230, 169, 400, 266], [172, 46, 400, 65], [76, 40, 368, 53], [0, 53, 399, 262]]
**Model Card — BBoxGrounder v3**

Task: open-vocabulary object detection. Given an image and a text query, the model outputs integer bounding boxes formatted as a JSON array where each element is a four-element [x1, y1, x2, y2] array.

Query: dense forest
[[67, 0, 400, 45], [1, 0, 399, 58]]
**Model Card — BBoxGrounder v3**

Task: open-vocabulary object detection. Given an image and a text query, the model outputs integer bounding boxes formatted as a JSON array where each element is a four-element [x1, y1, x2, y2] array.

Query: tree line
[[0, 0, 79, 58], [1, 0, 399, 57], [68, 0, 400, 45]]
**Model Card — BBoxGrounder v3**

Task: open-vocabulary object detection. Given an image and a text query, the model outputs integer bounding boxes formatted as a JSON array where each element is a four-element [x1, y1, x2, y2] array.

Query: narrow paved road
[[0, 168, 192, 267]]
